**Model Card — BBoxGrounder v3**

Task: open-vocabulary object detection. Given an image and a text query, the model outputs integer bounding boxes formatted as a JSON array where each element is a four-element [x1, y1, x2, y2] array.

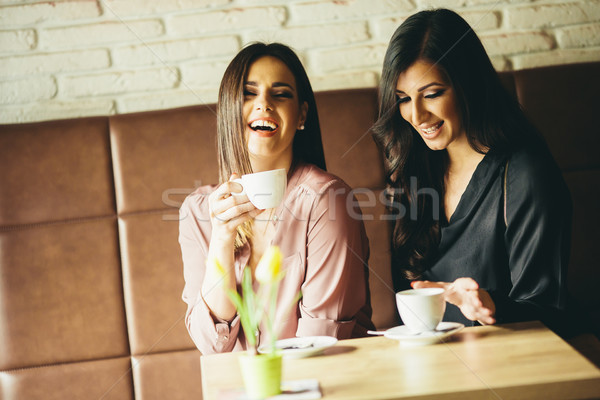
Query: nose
[[410, 99, 428, 126], [255, 92, 272, 112]]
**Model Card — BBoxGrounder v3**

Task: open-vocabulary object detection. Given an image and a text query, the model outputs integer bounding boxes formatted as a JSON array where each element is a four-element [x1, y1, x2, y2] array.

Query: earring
[[299, 124, 305, 130]]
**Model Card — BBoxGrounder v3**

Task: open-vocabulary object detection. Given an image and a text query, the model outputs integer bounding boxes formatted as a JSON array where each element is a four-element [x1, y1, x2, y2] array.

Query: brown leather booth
[[1, 62, 599, 399]]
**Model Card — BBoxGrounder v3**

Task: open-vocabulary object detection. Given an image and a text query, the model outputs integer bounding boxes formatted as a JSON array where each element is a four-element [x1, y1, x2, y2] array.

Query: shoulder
[[506, 145, 564, 189], [292, 163, 365, 222], [294, 163, 352, 196], [505, 145, 570, 207]]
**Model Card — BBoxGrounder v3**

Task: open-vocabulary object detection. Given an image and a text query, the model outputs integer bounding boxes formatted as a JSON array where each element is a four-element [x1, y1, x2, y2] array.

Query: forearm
[[202, 234, 238, 322]]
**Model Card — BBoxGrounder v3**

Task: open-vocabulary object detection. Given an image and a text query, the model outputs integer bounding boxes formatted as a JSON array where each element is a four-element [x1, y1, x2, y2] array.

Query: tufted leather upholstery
[[1, 62, 599, 399]]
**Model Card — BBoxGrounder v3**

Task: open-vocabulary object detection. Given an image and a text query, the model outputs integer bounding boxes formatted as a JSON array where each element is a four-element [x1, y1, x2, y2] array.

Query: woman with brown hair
[[179, 42, 374, 354]]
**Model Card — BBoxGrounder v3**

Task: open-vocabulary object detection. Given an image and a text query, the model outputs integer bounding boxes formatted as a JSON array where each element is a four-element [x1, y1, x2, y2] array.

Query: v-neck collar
[[445, 151, 505, 226]]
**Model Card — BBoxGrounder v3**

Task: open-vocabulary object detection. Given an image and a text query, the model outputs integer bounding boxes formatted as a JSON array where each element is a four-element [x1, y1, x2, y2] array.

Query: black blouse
[[395, 145, 574, 335]]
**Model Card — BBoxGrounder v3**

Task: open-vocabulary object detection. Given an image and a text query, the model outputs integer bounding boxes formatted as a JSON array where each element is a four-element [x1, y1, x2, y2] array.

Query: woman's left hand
[[411, 278, 496, 325]]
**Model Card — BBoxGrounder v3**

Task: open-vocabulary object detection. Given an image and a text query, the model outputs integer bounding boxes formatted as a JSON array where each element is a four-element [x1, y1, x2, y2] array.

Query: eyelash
[[426, 89, 445, 99], [396, 89, 446, 103], [243, 90, 293, 99]]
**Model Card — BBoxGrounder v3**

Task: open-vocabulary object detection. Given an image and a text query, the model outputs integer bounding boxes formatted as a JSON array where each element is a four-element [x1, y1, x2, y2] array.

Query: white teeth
[[421, 122, 442, 134], [250, 120, 277, 130]]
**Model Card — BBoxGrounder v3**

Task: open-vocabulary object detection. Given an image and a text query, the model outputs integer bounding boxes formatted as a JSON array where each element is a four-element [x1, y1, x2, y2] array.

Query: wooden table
[[201, 321, 600, 399]]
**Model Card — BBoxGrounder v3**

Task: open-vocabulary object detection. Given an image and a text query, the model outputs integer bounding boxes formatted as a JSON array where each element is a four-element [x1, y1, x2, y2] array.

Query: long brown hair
[[216, 42, 326, 248], [372, 9, 540, 279]]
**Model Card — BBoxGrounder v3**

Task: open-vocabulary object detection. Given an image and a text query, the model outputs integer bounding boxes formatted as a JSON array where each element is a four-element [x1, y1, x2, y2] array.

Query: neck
[[446, 136, 486, 174], [250, 152, 293, 174]]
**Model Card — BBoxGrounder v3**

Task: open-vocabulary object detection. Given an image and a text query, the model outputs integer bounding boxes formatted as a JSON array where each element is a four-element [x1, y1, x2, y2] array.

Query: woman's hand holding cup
[[208, 173, 260, 240]]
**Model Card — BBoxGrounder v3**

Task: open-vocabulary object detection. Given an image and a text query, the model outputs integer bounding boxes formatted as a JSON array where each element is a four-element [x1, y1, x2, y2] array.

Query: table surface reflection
[[200, 321, 600, 399]]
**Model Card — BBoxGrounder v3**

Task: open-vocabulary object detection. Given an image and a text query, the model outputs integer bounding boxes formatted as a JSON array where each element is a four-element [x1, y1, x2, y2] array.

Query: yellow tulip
[[255, 246, 282, 284]]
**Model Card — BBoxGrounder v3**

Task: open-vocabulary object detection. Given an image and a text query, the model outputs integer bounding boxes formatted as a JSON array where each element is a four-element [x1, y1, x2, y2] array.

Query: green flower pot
[[238, 352, 282, 399]]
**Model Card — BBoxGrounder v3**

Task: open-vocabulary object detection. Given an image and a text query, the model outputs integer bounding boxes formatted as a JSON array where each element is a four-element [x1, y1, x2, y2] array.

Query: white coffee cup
[[232, 168, 286, 210], [396, 288, 446, 334]]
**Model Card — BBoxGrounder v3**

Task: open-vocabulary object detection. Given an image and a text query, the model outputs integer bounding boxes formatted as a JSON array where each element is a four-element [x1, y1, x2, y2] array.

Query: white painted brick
[[481, 31, 554, 56], [309, 71, 378, 92], [556, 23, 600, 48], [180, 60, 230, 89], [0, 0, 598, 125], [0, 76, 56, 105], [465, 0, 510, 6], [490, 56, 512, 72], [102, 0, 231, 17], [0, 98, 115, 124], [0, 1, 100, 27], [168, 7, 286, 36], [248, 21, 369, 51], [112, 36, 239, 67], [61, 67, 179, 97], [511, 48, 600, 70], [489, 55, 510, 72], [312, 44, 388, 73], [373, 10, 499, 43], [0, 49, 110, 78], [290, 0, 413, 22], [461, 10, 501, 32], [415, 0, 466, 9], [506, 2, 600, 29], [0, 29, 36, 53], [372, 16, 409, 41], [118, 88, 218, 114], [40, 20, 164, 50]]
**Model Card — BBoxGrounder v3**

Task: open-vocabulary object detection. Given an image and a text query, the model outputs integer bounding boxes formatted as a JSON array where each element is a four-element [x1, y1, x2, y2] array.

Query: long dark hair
[[216, 42, 326, 248], [372, 9, 539, 279], [217, 42, 326, 183]]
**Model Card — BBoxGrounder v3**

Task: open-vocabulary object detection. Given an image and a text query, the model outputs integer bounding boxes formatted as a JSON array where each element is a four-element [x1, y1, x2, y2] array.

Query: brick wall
[[1, 0, 599, 124]]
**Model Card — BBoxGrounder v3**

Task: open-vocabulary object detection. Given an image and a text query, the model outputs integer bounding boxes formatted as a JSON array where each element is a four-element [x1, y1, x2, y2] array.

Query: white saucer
[[258, 336, 338, 359], [384, 322, 464, 346]]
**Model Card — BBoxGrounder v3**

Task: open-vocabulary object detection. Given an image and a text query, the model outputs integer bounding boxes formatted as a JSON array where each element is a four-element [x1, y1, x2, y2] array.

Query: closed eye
[[396, 95, 410, 104], [273, 91, 293, 99], [425, 89, 445, 99]]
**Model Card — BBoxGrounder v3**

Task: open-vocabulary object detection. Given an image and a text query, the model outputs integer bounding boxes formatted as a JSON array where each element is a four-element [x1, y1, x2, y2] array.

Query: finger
[[411, 280, 445, 289], [219, 207, 261, 230], [475, 308, 496, 325], [444, 283, 478, 308], [210, 191, 252, 217], [478, 315, 496, 325], [453, 277, 479, 291], [214, 181, 244, 199], [213, 202, 256, 223]]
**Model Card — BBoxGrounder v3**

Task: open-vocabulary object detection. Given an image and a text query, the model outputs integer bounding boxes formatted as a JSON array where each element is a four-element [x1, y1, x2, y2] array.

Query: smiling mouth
[[249, 119, 279, 134], [420, 121, 443, 136]]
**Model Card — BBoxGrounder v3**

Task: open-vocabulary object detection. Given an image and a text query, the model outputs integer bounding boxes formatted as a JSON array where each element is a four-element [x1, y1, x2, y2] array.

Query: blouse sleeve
[[492, 149, 573, 334], [179, 192, 243, 354], [295, 180, 373, 339]]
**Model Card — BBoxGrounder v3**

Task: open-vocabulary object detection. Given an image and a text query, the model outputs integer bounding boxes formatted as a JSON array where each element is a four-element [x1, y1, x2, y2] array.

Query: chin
[[423, 142, 448, 152]]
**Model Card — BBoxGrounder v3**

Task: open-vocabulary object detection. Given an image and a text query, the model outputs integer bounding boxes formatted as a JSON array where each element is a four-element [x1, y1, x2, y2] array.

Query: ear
[[298, 101, 308, 129]]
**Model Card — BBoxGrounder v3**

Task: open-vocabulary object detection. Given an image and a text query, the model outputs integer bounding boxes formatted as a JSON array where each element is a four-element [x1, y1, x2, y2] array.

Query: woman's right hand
[[208, 174, 260, 242], [203, 174, 260, 321]]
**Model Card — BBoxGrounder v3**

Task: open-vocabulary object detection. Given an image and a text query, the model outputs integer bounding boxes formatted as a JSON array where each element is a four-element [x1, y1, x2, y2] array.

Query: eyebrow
[[245, 81, 295, 90], [396, 81, 445, 94]]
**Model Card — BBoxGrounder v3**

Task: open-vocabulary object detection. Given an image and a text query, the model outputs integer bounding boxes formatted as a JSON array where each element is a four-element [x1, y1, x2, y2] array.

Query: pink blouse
[[179, 163, 374, 354]]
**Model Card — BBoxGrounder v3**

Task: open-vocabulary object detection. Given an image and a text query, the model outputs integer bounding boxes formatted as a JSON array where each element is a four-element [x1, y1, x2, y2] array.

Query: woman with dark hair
[[373, 9, 573, 334], [180, 42, 374, 354]]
